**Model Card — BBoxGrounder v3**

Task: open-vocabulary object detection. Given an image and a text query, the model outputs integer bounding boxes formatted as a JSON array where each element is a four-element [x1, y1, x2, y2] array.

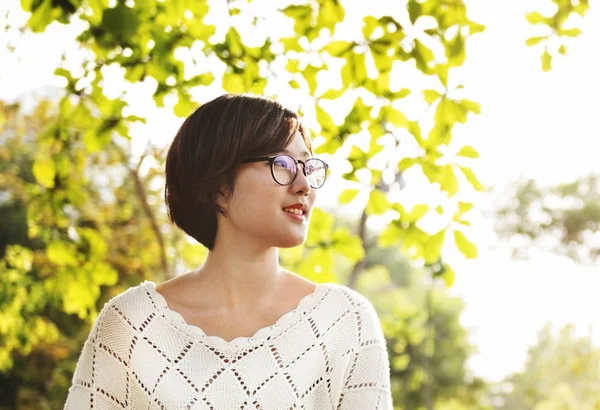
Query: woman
[[64, 94, 393, 409]]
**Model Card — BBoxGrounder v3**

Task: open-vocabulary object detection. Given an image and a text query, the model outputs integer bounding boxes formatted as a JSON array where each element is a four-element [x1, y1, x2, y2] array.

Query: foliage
[[493, 174, 600, 264], [525, 0, 589, 71], [494, 323, 600, 410], [359, 265, 491, 410], [0, 100, 197, 409]]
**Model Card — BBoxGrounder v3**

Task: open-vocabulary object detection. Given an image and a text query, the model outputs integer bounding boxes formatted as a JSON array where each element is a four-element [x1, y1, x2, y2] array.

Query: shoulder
[[323, 283, 379, 314], [318, 283, 386, 340], [88, 281, 158, 342]]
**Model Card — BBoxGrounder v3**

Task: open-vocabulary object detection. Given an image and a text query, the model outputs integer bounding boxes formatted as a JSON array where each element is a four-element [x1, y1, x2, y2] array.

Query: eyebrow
[[281, 149, 311, 159]]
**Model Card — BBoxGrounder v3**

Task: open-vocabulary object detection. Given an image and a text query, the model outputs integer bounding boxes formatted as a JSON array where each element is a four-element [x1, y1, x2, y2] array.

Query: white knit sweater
[[64, 281, 393, 409]]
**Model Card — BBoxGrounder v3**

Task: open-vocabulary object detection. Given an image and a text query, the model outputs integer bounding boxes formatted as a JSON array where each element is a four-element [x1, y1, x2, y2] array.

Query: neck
[[190, 231, 284, 310]]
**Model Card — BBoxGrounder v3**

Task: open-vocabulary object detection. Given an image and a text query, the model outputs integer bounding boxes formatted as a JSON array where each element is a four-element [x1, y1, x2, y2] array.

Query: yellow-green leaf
[[47, 241, 79, 266], [542, 51, 552, 71], [424, 229, 445, 263], [526, 36, 546, 46], [323, 41, 352, 57], [458, 201, 473, 213], [442, 265, 455, 287], [456, 145, 479, 158], [423, 90, 441, 104], [460, 166, 484, 191], [32, 155, 56, 188], [559, 28, 583, 37], [453, 230, 477, 258], [366, 189, 390, 215], [405, 204, 429, 222], [338, 188, 360, 204], [525, 11, 548, 25]]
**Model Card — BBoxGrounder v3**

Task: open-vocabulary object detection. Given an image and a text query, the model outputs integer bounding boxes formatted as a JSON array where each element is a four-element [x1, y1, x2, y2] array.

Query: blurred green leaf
[[453, 230, 478, 258]]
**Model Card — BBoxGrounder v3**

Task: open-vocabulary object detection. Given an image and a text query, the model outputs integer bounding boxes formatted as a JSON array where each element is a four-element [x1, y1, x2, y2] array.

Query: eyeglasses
[[242, 154, 329, 189]]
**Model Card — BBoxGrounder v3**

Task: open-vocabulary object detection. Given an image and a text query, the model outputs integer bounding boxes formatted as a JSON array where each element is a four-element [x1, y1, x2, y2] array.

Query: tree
[[493, 174, 600, 264], [494, 323, 600, 410], [0, 99, 200, 409], [524, 0, 590, 71]]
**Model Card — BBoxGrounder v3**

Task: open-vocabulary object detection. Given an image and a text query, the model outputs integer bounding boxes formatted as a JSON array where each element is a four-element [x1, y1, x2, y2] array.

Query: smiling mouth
[[283, 208, 305, 216]]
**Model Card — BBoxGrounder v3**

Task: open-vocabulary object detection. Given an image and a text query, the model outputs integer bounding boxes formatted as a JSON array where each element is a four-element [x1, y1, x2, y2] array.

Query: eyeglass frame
[[242, 154, 330, 189]]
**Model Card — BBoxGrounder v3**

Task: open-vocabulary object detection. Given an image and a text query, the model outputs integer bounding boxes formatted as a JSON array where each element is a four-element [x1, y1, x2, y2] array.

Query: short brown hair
[[164, 93, 311, 250]]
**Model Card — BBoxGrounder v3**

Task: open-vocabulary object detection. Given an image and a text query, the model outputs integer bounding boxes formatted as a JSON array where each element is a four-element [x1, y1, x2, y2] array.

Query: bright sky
[[1, 0, 599, 383]]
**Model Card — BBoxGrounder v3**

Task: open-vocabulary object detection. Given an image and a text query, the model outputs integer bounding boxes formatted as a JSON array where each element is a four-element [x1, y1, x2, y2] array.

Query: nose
[[291, 163, 311, 196]]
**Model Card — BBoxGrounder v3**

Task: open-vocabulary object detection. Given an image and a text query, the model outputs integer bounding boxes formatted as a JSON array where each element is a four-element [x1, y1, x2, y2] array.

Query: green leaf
[[47, 241, 79, 266], [307, 208, 334, 246], [441, 165, 459, 197], [100, 3, 140, 41], [456, 145, 479, 158], [408, 0, 422, 24], [338, 189, 360, 204], [323, 41, 352, 57], [371, 46, 393, 73], [222, 72, 246, 92], [526, 36, 546, 46], [281, 36, 304, 52], [174, 92, 196, 117], [316, 105, 337, 133], [525, 11, 549, 25], [461, 99, 481, 114], [366, 189, 390, 215], [32, 155, 56, 188], [379, 224, 402, 247], [424, 229, 445, 263], [362, 16, 379, 38], [341, 52, 367, 85], [88, 0, 107, 25], [558, 44, 567, 55], [317, 0, 345, 31], [458, 201, 473, 213], [541, 51, 552, 72], [559, 28, 583, 37], [448, 34, 466, 66], [398, 157, 416, 171], [423, 90, 441, 104], [331, 228, 364, 262], [459, 166, 484, 191], [442, 265, 455, 287], [27, 0, 55, 32], [225, 27, 243, 57], [453, 230, 478, 258], [434, 64, 449, 86], [406, 204, 429, 222], [468, 21, 486, 35], [392, 88, 411, 99], [303, 65, 320, 94], [320, 88, 345, 99], [282, 5, 313, 35], [384, 106, 408, 127]]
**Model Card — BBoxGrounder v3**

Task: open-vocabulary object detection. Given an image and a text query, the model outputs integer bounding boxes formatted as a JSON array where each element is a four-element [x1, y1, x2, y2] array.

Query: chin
[[275, 234, 307, 249]]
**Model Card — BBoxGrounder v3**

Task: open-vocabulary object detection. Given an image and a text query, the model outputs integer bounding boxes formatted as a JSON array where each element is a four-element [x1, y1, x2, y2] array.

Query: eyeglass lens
[[272, 155, 326, 187]]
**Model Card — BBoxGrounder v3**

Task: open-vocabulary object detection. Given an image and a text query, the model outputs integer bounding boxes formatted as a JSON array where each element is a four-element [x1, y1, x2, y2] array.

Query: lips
[[282, 203, 308, 214]]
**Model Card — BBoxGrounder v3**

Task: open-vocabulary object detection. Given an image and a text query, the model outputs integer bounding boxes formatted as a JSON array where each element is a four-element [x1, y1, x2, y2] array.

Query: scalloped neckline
[[141, 280, 331, 350]]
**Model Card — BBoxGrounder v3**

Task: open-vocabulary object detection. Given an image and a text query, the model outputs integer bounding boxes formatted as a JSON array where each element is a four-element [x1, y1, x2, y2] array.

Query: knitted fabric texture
[[64, 281, 393, 409]]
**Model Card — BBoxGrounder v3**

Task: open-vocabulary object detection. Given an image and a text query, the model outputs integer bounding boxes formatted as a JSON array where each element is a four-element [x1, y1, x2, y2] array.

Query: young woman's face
[[220, 131, 318, 248]]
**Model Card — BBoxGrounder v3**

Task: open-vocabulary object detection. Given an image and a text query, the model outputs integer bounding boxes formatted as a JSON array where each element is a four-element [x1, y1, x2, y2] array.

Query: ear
[[216, 188, 229, 211]]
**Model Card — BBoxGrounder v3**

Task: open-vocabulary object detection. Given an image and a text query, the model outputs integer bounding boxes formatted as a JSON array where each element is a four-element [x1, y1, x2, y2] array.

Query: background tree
[[493, 174, 600, 264], [493, 323, 600, 410]]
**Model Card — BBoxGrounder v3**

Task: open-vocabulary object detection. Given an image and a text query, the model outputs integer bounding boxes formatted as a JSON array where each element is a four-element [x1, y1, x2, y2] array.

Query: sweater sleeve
[[64, 298, 134, 409], [336, 300, 394, 409]]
